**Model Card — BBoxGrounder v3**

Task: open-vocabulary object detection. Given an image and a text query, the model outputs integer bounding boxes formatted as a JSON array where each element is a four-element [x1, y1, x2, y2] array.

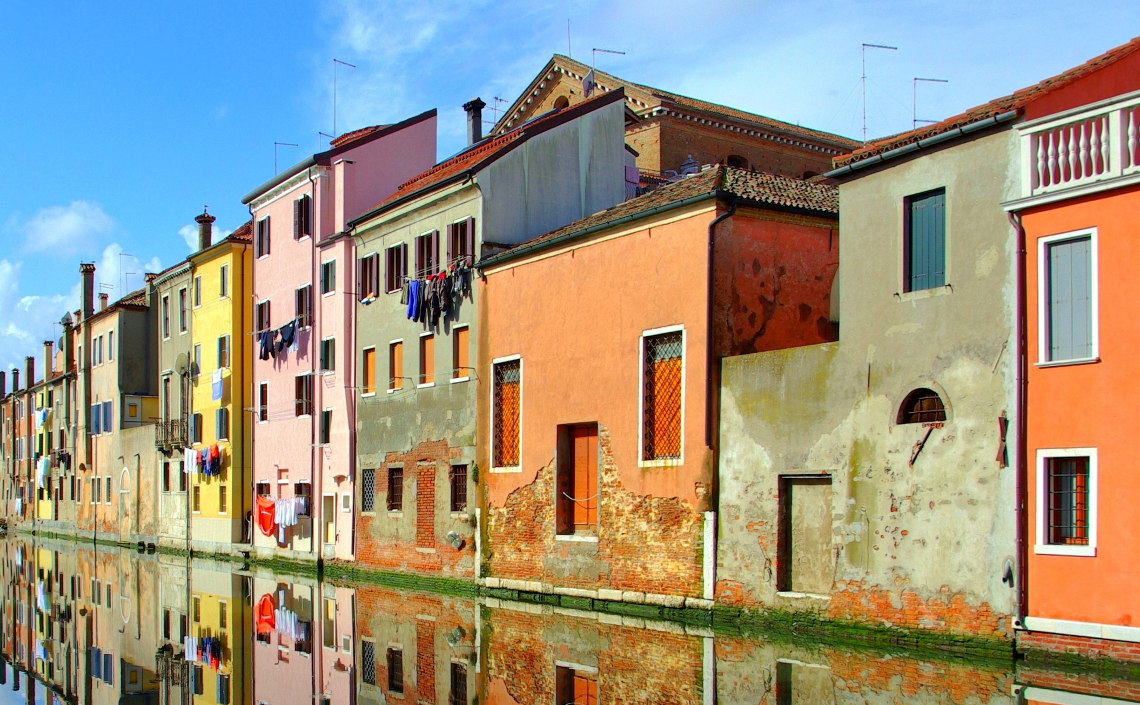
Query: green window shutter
[[907, 190, 945, 291]]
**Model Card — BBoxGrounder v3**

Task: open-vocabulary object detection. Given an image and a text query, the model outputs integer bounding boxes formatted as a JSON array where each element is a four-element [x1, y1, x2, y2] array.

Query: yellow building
[[188, 219, 252, 550]]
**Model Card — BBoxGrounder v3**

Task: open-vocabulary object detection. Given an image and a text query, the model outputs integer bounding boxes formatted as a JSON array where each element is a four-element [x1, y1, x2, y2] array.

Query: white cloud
[[179, 223, 233, 252], [95, 243, 162, 302], [0, 259, 79, 379], [18, 201, 114, 256]]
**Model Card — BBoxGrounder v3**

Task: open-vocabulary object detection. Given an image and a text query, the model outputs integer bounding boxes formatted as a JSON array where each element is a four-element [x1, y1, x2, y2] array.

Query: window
[[217, 335, 230, 368], [179, 288, 188, 332], [193, 276, 201, 307], [192, 344, 201, 379], [389, 341, 403, 391], [192, 486, 201, 513], [192, 596, 201, 622], [492, 358, 521, 468], [256, 217, 271, 258], [358, 253, 380, 300], [320, 338, 335, 372], [1036, 449, 1097, 556], [162, 296, 171, 339], [215, 407, 229, 440], [556, 666, 597, 705], [387, 466, 403, 511], [414, 231, 439, 277], [726, 154, 748, 169], [362, 348, 376, 394], [190, 413, 202, 444], [449, 663, 468, 705], [419, 334, 434, 386], [449, 465, 467, 513], [321, 260, 336, 294], [557, 425, 597, 535], [897, 388, 946, 424], [361, 468, 376, 512], [295, 284, 312, 327], [642, 330, 683, 461], [386, 648, 403, 693], [258, 383, 268, 423], [1040, 231, 1096, 363], [219, 264, 229, 297], [385, 243, 407, 293], [903, 188, 946, 292], [105, 476, 112, 504], [452, 326, 469, 381], [361, 641, 376, 685], [219, 485, 228, 514], [163, 462, 172, 493], [294, 194, 311, 240], [108, 330, 114, 360], [447, 217, 475, 265], [219, 601, 228, 629], [179, 462, 187, 491], [295, 375, 313, 416], [256, 301, 271, 333], [89, 404, 102, 435], [319, 409, 331, 445], [102, 400, 112, 434], [93, 476, 101, 504]]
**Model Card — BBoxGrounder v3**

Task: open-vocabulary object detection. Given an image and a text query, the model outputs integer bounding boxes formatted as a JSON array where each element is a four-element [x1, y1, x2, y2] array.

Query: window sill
[[386, 388, 403, 394], [639, 457, 683, 469], [555, 534, 598, 543], [361, 392, 376, 398], [775, 590, 830, 600], [896, 284, 952, 302], [489, 465, 521, 474], [450, 377, 470, 384], [387, 510, 403, 516], [1034, 544, 1096, 557], [1035, 356, 1100, 368], [417, 382, 435, 389], [322, 291, 335, 298]]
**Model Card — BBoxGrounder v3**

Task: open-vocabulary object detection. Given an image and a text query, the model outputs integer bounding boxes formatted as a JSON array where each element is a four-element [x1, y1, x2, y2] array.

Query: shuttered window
[[446, 217, 475, 265], [256, 217, 271, 258], [904, 189, 945, 292], [294, 194, 311, 240], [385, 243, 407, 293], [492, 359, 521, 467], [642, 331, 683, 461], [357, 253, 380, 300], [388, 341, 403, 391], [1044, 234, 1094, 362], [414, 231, 440, 278], [362, 348, 376, 394]]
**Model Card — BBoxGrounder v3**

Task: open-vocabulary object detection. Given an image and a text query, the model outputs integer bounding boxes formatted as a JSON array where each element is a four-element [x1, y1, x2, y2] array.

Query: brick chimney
[[196, 208, 216, 251], [62, 313, 74, 372], [11, 368, 18, 393], [24, 356, 34, 391], [43, 341, 53, 381], [463, 98, 486, 146], [0, 371, 7, 398], [80, 263, 95, 321], [99, 293, 109, 311]]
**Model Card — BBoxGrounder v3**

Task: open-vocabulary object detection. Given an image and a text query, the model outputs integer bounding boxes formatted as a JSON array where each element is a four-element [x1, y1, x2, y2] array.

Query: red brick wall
[[1019, 629, 1140, 665], [485, 426, 704, 596], [657, 117, 839, 179], [1019, 662, 1140, 699]]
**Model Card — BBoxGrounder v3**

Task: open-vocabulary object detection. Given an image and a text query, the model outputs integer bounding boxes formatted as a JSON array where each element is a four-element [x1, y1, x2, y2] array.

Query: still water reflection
[[0, 535, 1134, 705]]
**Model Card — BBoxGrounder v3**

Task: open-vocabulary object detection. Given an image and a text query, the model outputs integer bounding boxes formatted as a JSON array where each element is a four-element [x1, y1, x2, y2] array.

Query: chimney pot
[[463, 97, 486, 146], [80, 263, 95, 320], [43, 341, 53, 381], [11, 369, 19, 393], [24, 356, 34, 390], [99, 293, 109, 311], [195, 208, 216, 251], [0, 371, 6, 397]]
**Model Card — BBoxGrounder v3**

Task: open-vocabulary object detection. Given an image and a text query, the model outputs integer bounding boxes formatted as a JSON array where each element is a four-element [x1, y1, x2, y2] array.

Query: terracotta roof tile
[[227, 220, 253, 243], [836, 36, 1140, 168], [481, 166, 835, 266], [118, 288, 148, 307], [330, 124, 390, 148]]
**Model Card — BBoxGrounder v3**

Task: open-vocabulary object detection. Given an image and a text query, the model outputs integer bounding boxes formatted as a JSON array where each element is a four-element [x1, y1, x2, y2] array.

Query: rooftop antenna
[[861, 42, 897, 143], [333, 58, 357, 139], [274, 142, 298, 174], [119, 252, 135, 296], [487, 97, 508, 126], [913, 77, 949, 129], [319, 131, 334, 148], [591, 47, 625, 69], [567, 19, 571, 58]]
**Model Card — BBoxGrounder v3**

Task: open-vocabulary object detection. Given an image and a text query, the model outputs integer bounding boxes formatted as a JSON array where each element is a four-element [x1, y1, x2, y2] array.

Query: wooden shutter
[[431, 230, 440, 275], [294, 199, 303, 239], [355, 256, 363, 302], [446, 223, 455, 264], [907, 191, 945, 291], [465, 217, 475, 261], [573, 426, 597, 529], [1048, 237, 1092, 361]]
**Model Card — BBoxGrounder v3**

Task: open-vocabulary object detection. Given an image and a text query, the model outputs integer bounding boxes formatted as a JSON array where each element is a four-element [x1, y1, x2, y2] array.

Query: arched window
[[726, 154, 748, 169], [897, 388, 946, 424], [553, 95, 570, 110]]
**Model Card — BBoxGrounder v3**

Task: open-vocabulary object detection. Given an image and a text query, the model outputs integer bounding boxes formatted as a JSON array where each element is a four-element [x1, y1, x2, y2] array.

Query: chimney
[[0, 371, 6, 398], [463, 98, 486, 146], [99, 293, 109, 311], [11, 369, 18, 393], [43, 341, 53, 381], [62, 313, 74, 372], [80, 263, 95, 320], [25, 356, 34, 391], [195, 208, 216, 251]]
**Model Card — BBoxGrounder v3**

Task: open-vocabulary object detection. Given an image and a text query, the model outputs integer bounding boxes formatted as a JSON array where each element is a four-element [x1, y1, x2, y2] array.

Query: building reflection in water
[[0, 535, 1135, 705]]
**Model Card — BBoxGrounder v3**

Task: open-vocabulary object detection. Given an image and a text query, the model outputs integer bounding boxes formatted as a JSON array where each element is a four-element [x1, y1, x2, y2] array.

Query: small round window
[[897, 388, 946, 424]]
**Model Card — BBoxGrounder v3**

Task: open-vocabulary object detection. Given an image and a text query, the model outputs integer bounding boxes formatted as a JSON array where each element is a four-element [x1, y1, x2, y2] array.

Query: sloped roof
[[496, 54, 859, 151], [330, 124, 391, 148], [350, 89, 626, 226], [228, 220, 253, 243], [835, 36, 1140, 168], [479, 166, 835, 268]]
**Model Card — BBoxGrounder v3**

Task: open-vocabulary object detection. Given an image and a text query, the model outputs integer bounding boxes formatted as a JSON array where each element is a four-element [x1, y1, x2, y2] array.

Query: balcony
[[1018, 91, 1140, 203], [155, 419, 188, 449]]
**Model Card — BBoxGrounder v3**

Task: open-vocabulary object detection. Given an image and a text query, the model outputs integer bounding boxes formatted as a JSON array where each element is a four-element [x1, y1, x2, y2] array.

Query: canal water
[[0, 535, 1135, 705]]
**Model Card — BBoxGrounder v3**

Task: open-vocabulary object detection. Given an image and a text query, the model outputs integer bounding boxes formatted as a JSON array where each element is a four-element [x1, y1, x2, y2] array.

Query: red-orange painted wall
[[1024, 47, 1140, 121], [1023, 183, 1140, 628]]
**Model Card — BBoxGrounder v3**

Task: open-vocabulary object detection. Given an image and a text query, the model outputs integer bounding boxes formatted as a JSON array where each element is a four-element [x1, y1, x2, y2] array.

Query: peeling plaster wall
[[716, 129, 1020, 638]]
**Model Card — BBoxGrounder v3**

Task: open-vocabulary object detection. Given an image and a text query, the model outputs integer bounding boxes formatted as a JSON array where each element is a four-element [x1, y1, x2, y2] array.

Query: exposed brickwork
[[353, 440, 474, 578], [1020, 629, 1140, 665], [416, 619, 435, 703], [1018, 662, 1140, 698], [486, 426, 703, 596]]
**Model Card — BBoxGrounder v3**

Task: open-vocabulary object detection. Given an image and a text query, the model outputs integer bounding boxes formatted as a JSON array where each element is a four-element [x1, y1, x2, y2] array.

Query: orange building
[[1004, 38, 1140, 663], [477, 165, 838, 605]]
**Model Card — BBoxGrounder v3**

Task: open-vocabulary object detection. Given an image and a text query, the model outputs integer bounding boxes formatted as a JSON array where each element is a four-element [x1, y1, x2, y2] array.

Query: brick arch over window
[[553, 95, 570, 109], [896, 387, 947, 424]]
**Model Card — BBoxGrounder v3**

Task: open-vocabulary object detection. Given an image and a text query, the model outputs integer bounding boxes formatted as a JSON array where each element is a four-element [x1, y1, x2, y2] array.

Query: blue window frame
[[904, 189, 945, 292]]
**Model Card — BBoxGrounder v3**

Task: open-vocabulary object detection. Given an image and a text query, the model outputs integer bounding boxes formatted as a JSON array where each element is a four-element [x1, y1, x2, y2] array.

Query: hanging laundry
[[277, 320, 297, 355], [256, 495, 276, 537], [211, 369, 223, 401], [255, 594, 276, 636], [406, 279, 420, 320], [400, 278, 409, 306], [258, 330, 278, 361]]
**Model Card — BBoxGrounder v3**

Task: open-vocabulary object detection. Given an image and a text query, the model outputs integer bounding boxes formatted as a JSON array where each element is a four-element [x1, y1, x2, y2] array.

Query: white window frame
[[1037, 228, 1098, 366], [219, 264, 229, 299], [637, 325, 686, 468], [489, 354, 522, 473], [321, 259, 336, 296], [193, 276, 202, 308], [258, 382, 269, 423], [1034, 447, 1097, 557]]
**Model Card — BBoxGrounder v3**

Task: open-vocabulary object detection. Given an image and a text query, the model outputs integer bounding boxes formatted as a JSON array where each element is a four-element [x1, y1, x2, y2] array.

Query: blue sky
[[0, 0, 1136, 376]]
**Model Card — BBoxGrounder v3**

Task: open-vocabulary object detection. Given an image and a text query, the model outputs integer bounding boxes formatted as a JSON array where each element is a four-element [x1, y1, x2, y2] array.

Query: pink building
[[243, 111, 437, 562]]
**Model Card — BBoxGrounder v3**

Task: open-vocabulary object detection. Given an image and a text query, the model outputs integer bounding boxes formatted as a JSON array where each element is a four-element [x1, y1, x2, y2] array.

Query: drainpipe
[[703, 188, 736, 602], [1008, 210, 1029, 630], [308, 166, 320, 563]]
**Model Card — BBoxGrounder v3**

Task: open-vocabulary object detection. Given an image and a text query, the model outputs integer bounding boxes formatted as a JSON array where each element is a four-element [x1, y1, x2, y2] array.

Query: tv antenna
[[592, 47, 625, 69], [861, 42, 897, 143], [119, 252, 136, 296], [913, 77, 949, 129], [486, 97, 509, 127], [333, 58, 357, 139], [274, 142, 299, 174]]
